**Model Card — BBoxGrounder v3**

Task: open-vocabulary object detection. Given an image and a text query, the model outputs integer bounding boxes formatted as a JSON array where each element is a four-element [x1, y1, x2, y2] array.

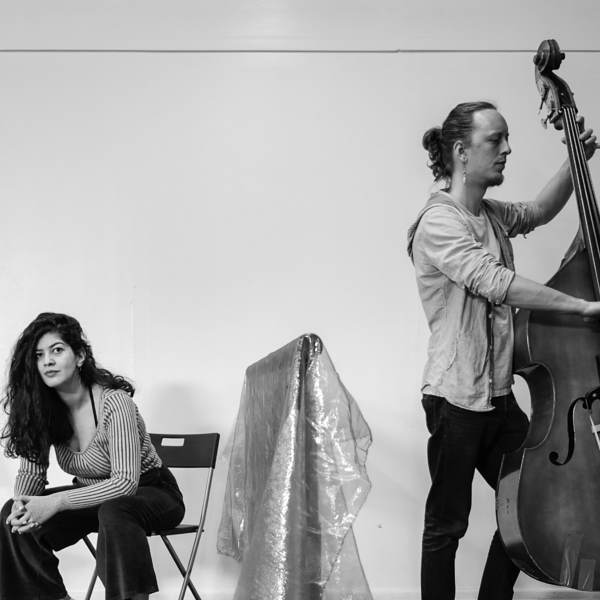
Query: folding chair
[[82, 432, 220, 600]]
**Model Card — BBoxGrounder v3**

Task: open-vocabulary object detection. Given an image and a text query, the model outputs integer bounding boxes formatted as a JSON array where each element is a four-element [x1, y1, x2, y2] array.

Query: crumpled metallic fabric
[[217, 334, 373, 600]]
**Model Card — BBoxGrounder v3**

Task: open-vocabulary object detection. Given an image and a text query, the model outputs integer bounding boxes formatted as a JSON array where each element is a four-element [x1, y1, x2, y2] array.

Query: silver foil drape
[[217, 334, 373, 600]]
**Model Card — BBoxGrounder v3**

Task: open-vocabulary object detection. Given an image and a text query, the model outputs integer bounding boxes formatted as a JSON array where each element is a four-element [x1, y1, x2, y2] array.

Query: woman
[[0, 312, 185, 600]]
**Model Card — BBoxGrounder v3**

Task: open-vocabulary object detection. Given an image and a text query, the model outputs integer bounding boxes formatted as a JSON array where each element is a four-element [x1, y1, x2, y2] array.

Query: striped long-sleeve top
[[14, 388, 162, 509]]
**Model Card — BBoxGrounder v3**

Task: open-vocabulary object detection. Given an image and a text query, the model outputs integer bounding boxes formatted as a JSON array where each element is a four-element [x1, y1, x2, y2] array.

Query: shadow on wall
[[140, 383, 223, 435]]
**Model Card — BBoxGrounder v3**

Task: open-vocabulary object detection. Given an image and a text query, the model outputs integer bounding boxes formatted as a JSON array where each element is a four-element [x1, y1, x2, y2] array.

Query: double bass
[[498, 39, 600, 591]]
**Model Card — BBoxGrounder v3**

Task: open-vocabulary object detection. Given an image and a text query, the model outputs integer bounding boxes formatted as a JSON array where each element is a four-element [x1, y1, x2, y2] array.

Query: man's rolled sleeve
[[419, 207, 515, 303], [487, 266, 515, 304], [493, 200, 543, 237]]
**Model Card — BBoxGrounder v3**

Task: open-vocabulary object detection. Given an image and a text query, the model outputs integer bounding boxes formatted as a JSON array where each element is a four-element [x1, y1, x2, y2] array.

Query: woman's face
[[36, 332, 83, 390]]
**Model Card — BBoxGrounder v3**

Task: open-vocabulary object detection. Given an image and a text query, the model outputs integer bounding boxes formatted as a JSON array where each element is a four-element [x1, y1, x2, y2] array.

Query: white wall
[[1, 2, 600, 599]]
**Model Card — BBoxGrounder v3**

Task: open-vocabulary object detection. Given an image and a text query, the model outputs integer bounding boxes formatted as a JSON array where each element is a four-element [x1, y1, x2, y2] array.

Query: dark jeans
[[421, 393, 530, 600], [0, 466, 185, 600]]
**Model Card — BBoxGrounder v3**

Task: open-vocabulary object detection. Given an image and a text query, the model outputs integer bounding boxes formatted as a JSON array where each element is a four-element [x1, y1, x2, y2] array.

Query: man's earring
[[462, 164, 467, 185]]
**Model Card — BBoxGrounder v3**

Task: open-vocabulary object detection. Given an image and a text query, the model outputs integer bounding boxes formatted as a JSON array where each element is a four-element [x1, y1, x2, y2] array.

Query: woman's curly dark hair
[[423, 101, 497, 182], [1, 313, 135, 465]]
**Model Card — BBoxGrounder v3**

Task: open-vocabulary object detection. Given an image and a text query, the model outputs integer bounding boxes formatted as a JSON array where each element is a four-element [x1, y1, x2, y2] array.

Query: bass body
[[498, 38, 600, 592], [499, 243, 600, 590]]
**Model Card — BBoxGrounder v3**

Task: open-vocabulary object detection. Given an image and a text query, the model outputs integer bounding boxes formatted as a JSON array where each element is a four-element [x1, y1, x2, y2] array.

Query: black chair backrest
[[150, 433, 220, 469]]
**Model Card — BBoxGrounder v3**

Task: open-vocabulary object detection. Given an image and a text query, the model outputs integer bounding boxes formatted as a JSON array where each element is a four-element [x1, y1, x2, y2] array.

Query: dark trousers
[[0, 466, 185, 600], [421, 393, 530, 600]]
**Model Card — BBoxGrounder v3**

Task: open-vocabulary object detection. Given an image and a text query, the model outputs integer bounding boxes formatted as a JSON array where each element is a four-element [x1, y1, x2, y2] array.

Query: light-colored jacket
[[407, 192, 542, 410]]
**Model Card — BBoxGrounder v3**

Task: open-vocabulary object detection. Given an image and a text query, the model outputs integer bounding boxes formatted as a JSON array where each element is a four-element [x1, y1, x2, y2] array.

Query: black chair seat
[[152, 523, 200, 536]]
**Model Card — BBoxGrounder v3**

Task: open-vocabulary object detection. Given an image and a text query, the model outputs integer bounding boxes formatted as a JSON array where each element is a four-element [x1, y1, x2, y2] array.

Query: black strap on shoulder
[[89, 386, 98, 427]]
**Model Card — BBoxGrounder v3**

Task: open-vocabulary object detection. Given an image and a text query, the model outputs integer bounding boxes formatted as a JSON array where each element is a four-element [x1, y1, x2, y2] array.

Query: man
[[407, 101, 600, 600]]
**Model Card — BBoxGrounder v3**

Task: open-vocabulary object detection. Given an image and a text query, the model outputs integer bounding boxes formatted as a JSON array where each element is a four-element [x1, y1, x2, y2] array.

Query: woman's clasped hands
[[5, 495, 54, 534]]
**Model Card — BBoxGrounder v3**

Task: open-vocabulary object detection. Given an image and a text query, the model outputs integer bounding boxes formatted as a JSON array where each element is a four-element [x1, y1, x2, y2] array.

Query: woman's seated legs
[[95, 480, 184, 600]]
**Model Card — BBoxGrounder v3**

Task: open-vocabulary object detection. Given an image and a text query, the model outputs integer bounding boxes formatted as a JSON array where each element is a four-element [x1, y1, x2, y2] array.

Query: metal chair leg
[[160, 535, 202, 600], [84, 567, 98, 600], [82, 536, 98, 600]]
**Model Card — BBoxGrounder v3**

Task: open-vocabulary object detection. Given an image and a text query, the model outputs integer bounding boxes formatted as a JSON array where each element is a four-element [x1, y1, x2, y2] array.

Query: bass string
[[563, 106, 600, 298]]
